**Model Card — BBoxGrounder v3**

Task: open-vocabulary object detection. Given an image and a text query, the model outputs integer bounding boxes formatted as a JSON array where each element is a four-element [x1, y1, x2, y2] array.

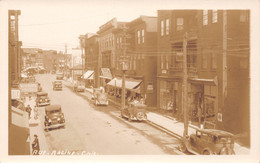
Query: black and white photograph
[[0, 0, 259, 162]]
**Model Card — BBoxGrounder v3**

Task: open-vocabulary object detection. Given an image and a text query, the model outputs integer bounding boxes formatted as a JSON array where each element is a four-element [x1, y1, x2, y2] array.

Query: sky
[[1, 0, 257, 54]]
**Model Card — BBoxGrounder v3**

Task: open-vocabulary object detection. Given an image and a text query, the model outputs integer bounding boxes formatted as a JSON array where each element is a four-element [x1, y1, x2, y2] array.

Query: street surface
[[35, 74, 182, 155]]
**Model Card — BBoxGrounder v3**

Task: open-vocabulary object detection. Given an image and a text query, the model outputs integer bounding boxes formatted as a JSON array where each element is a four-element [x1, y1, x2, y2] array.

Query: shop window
[[203, 10, 208, 25], [166, 19, 169, 35], [161, 55, 164, 69], [177, 18, 184, 31], [212, 10, 218, 23]]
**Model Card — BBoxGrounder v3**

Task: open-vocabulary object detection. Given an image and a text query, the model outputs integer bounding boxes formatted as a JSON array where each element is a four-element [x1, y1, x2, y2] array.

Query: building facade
[[157, 10, 249, 141], [108, 16, 158, 107]]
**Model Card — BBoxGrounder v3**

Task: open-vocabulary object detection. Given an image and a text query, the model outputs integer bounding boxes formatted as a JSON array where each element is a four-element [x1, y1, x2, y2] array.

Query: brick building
[[108, 16, 158, 107], [157, 10, 249, 142]]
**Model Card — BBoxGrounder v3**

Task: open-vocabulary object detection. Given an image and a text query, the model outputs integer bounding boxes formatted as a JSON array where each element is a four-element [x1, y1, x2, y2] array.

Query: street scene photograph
[[1, 0, 260, 162]]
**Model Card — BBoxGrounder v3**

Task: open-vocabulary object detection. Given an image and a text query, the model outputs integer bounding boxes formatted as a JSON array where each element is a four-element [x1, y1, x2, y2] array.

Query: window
[[203, 10, 208, 25], [133, 56, 136, 70], [161, 55, 164, 69], [166, 54, 169, 69], [212, 10, 218, 23], [240, 10, 249, 22], [202, 48, 209, 69], [117, 38, 119, 49], [177, 18, 184, 31], [166, 19, 169, 35], [141, 29, 145, 43], [211, 48, 217, 69], [137, 30, 141, 44], [161, 20, 164, 36]]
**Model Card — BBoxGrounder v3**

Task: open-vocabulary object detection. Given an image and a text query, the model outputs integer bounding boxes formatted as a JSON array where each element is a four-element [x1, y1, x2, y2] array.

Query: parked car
[[121, 101, 147, 122], [53, 80, 62, 91], [44, 105, 65, 131], [36, 92, 50, 107], [179, 128, 235, 155], [92, 87, 108, 106], [56, 72, 64, 80], [73, 80, 85, 92]]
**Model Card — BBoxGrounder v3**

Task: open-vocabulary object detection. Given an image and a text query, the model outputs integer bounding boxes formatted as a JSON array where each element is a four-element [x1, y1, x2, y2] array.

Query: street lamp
[[121, 61, 128, 110]]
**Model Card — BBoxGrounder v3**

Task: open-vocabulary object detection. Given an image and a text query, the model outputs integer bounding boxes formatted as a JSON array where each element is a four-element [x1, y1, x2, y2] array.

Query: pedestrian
[[32, 134, 40, 155], [26, 105, 32, 119]]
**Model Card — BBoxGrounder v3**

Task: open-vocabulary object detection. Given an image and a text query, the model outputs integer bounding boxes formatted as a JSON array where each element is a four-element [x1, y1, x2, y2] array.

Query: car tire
[[136, 112, 145, 121], [179, 141, 187, 153], [203, 150, 212, 155]]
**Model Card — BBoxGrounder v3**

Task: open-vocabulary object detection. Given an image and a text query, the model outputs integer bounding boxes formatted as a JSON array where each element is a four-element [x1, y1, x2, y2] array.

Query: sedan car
[[44, 105, 65, 131], [121, 101, 147, 122], [36, 92, 50, 107], [53, 80, 62, 91], [179, 128, 235, 155]]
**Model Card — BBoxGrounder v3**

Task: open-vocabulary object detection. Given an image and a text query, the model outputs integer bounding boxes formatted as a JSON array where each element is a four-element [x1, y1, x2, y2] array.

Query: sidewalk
[[24, 95, 50, 155], [67, 81, 250, 155]]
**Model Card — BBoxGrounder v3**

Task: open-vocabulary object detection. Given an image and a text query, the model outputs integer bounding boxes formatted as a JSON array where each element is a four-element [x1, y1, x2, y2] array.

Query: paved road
[[35, 74, 181, 155]]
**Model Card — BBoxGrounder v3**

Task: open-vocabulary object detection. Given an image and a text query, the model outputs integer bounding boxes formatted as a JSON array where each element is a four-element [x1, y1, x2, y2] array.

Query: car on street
[[44, 104, 65, 131], [179, 128, 235, 155], [92, 87, 109, 106], [73, 80, 85, 92], [56, 72, 64, 80], [36, 92, 50, 107], [52, 80, 62, 91], [121, 101, 147, 122]]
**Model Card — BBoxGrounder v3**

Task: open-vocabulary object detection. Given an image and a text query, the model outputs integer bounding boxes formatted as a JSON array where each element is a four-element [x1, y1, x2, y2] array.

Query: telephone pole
[[121, 25, 127, 111], [183, 32, 188, 138]]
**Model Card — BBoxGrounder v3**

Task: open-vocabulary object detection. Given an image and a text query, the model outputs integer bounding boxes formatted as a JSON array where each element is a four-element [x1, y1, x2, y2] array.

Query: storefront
[[158, 79, 182, 116], [99, 68, 112, 88], [83, 70, 94, 88], [106, 77, 143, 103], [189, 78, 218, 127]]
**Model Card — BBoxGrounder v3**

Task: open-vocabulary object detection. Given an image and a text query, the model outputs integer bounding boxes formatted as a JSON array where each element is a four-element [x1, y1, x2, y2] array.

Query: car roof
[[45, 105, 61, 111], [37, 92, 48, 95], [196, 128, 234, 137]]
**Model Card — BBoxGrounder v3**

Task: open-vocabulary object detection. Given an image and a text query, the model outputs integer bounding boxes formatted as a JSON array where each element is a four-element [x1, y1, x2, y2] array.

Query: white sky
[[1, 0, 257, 54]]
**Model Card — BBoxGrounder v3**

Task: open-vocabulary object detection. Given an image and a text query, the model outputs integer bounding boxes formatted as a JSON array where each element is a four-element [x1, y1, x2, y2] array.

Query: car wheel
[[203, 150, 212, 155], [179, 141, 187, 153], [136, 112, 145, 121]]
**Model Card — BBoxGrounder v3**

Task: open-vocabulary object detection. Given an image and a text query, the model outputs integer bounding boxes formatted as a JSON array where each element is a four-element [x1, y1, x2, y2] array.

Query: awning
[[189, 77, 217, 86], [83, 70, 94, 79], [107, 78, 142, 90], [99, 68, 112, 79], [21, 73, 28, 78]]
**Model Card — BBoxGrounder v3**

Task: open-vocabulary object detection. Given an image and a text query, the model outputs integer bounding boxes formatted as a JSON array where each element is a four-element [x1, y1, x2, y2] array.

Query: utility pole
[[183, 32, 188, 138], [121, 25, 127, 111]]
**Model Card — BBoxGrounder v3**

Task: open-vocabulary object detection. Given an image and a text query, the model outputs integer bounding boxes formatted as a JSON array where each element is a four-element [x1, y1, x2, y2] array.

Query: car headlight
[[48, 119, 52, 123], [57, 117, 61, 121]]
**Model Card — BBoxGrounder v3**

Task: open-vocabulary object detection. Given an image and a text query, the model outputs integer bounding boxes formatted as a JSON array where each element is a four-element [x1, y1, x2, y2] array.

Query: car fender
[[201, 148, 213, 155]]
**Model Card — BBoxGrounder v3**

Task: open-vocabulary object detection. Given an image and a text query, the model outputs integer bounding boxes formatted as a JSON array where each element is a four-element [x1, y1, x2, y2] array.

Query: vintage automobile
[[53, 80, 62, 91], [121, 101, 147, 122], [73, 80, 85, 92], [92, 87, 109, 106], [56, 72, 64, 80], [179, 128, 235, 155], [36, 92, 50, 107], [44, 105, 65, 131]]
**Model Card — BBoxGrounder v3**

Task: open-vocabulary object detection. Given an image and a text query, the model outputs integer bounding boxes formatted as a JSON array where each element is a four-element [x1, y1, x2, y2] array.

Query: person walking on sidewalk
[[32, 134, 40, 155], [26, 105, 32, 119]]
